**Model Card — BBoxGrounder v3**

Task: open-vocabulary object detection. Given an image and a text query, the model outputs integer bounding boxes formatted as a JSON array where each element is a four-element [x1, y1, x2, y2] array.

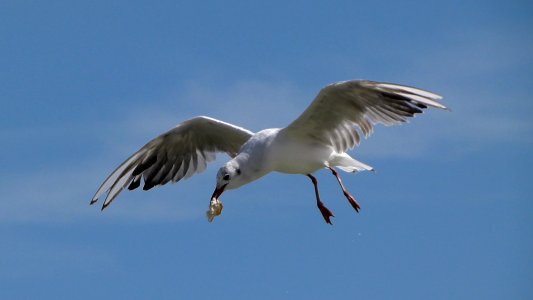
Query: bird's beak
[[211, 184, 227, 201], [207, 184, 227, 222]]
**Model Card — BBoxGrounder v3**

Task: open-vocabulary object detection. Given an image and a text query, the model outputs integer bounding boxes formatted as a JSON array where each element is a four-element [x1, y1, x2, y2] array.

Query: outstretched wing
[[91, 116, 253, 210], [284, 80, 447, 153]]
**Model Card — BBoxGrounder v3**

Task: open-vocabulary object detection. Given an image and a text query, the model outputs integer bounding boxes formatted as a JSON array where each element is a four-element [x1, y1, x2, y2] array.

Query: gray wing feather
[[284, 80, 446, 153], [91, 116, 253, 210]]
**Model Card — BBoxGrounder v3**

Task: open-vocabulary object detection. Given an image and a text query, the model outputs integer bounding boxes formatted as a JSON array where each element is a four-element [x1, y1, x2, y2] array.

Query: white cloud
[[369, 29, 533, 157], [0, 160, 211, 223], [179, 79, 307, 130], [0, 240, 117, 279]]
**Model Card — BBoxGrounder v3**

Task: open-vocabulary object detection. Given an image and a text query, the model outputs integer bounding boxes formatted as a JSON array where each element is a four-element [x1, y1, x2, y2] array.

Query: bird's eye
[[223, 174, 230, 181], [236, 169, 241, 175]]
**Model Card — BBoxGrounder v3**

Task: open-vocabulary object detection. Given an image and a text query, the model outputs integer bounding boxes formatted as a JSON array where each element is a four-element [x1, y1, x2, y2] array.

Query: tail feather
[[329, 152, 373, 173]]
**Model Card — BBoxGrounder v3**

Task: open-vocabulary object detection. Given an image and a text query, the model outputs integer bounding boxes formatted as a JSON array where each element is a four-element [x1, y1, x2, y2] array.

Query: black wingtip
[[90, 198, 98, 205], [101, 202, 109, 211], [414, 102, 428, 109], [143, 181, 156, 191], [128, 178, 141, 190]]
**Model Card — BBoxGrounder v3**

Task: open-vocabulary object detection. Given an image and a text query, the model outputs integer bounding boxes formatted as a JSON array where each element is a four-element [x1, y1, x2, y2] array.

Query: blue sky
[[1, 0, 532, 299]]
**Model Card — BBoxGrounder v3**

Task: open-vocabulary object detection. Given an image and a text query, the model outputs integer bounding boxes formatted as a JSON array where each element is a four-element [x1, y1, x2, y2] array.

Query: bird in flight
[[90, 80, 446, 224]]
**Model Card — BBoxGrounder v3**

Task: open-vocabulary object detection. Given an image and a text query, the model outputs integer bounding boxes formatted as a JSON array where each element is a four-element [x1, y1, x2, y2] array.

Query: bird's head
[[207, 162, 243, 222], [211, 162, 242, 201]]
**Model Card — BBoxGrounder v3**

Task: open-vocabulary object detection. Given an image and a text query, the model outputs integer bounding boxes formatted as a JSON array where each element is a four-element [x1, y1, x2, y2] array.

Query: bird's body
[[241, 129, 327, 174], [91, 79, 447, 224]]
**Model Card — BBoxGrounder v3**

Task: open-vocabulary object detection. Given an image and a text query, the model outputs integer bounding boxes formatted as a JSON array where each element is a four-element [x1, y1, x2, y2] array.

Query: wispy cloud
[[179, 79, 307, 130], [0, 159, 210, 223], [413, 29, 533, 77], [361, 29, 533, 158], [0, 239, 117, 279]]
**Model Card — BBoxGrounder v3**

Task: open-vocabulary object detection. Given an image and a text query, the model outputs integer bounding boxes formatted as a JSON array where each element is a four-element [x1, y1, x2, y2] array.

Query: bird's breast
[[267, 134, 332, 174]]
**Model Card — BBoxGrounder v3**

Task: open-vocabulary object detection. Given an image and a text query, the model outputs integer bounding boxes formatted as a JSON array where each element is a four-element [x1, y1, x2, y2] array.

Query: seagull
[[90, 80, 446, 224]]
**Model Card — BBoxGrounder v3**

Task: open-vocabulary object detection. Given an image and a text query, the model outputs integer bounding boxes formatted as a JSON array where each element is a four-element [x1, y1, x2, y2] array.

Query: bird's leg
[[307, 174, 334, 224], [328, 167, 361, 213]]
